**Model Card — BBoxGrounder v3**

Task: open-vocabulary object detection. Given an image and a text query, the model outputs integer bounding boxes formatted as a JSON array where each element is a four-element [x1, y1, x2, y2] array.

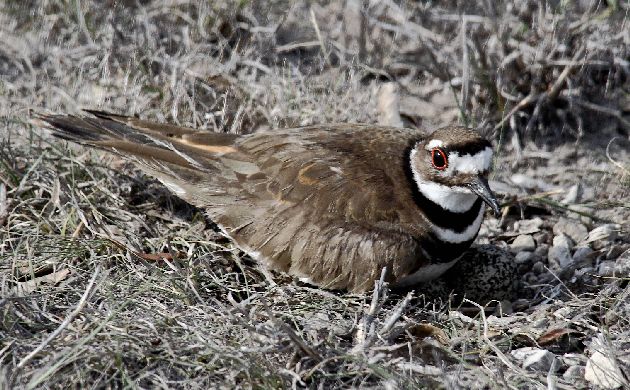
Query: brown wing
[[36, 112, 431, 291], [209, 124, 435, 291]]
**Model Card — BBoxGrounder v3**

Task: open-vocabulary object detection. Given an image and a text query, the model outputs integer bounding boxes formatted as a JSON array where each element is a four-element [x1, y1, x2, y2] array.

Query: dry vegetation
[[1, 0, 629, 388]]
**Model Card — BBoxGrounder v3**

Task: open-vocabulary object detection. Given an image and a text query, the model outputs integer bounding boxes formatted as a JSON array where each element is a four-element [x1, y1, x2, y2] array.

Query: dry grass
[[1, 1, 629, 388]]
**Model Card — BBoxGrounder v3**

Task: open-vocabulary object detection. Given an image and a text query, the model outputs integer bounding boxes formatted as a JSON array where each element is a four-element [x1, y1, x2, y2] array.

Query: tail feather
[[33, 110, 249, 184]]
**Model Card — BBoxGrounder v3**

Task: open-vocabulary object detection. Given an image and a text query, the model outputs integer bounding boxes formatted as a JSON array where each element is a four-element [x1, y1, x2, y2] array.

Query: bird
[[35, 110, 501, 293]]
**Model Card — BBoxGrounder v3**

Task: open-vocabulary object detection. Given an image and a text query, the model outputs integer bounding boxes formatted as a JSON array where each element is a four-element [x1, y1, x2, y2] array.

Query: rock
[[524, 272, 538, 284], [548, 234, 574, 270], [511, 347, 557, 372], [561, 183, 582, 204], [567, 204, 595, 225], [560, 353, 586, 367], [572, 246, 595, 264], [606, 245, 627, 260], [535, 243, 549, 258], [614, 249, 630, 277], [584, 224, 621, 248], [553, 217, 588, 244], [585, 351, 626, 389], [492, 300, 513, 316], [597, 261, 616, 277], [515, 217, 544, 233], [562, 365, 585, 380], [532, 261, 545, 274], [515, 251, 534, 265], [533, 231, 551, 246], [510, 234, 536, 253], [553, 233, 574, 250]]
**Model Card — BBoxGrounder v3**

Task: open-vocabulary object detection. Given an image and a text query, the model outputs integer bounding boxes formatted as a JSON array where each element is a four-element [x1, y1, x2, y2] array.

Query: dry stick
[[16, 264, 102, 370], [495, 46, 586, 133], [572, 99, 630, 130], [462, 299, 538, 386], [379, 291, 414, 337], [0, 182, 6, 220], [606, 137, 630, 175], [275, 41, 320, 53], [529, 46, 587, 135], [547, 46, 586, 101], [353, 267, 388, 352], [461, 16, 470, 124], [493, 92, 542, 132], [309, 7, 330, 67], [263, 304, 323, 363]]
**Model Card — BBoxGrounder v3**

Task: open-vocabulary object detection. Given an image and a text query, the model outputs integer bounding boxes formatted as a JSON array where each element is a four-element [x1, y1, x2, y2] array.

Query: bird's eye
[[431, 148, 448, 170]]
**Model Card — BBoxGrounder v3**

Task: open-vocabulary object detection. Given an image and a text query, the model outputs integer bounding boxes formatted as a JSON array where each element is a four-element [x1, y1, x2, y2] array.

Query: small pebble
[[597, 261, 616, 277], [584, 224, 621, 249], [614, 249, 630, 277], [511, 347, 557, 372], [548, 234, 574, 270], [535, 243, 549, 258], [515, 217, 544, 233], [532, 261, 545, 275], [524, 272, 538, 284], [515, 251, 534, 265], [553, 217, 588, 244], [510, 234, 536, 253], [567, 204, 594, 226], [585, 350, 626, 389], [533, 231, 551, 246], [563, 365, 585, 380], [561, 183, 582, 204], [573, 246, 594, 264], [553, 233, 574, 250]]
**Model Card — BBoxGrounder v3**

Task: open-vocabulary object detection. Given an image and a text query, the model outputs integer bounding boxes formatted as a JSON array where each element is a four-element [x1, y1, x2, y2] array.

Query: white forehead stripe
[[448, 147, 493, 174], [426, 139, 444, 149]]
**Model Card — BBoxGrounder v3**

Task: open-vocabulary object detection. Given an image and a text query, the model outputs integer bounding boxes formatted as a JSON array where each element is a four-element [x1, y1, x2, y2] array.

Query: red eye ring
[[431, 148, 448, 170]]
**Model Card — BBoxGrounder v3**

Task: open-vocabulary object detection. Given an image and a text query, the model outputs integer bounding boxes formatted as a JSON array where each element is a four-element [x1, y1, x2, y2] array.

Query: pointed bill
[[468, 176, 500, 216]]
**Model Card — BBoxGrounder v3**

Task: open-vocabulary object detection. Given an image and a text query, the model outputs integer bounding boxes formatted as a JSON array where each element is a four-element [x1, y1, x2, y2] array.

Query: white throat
[[409, 148, 487, 243]]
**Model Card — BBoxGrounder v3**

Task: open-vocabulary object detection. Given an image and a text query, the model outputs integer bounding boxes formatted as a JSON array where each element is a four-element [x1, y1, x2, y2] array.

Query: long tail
[[33, 110, 248, 206]]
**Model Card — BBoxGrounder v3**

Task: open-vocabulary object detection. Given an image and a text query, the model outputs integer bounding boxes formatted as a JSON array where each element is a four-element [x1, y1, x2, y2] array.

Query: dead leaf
[[13, 269, 71, 297], [408, 323, 449, 345]]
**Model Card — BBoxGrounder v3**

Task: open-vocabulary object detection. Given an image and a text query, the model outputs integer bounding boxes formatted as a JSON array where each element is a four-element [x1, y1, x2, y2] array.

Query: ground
[[1, 1, 629, 389]]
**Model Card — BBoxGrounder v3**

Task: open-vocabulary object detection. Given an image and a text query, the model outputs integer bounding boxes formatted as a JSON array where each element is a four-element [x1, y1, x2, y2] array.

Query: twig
[[573, 98, 630, 130], [352, 267, 388, 353], [605, 137, 630, 175], [463, 298, 538, 386], [461, 16, 470, 123], [547, 46, 586, 101], [16, 264, 102, 370], [379, 291, 414, 337], [264, 303, 323, 363], [309, 7, 330, 66], [494, 92, 542, 132], [275, 41, 320, 53]]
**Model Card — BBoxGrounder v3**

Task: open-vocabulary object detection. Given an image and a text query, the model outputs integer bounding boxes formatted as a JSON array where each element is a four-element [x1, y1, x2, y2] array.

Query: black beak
[[468, 176, 501, 217]]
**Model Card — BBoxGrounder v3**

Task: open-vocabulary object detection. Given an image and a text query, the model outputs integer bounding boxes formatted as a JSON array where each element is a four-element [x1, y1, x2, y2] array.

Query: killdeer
[[36, 110, 501, 292]]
